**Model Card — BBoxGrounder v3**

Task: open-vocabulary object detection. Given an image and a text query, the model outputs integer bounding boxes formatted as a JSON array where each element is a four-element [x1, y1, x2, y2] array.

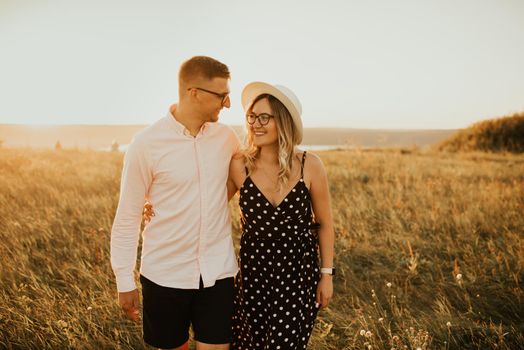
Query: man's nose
[[222, 95, 231, 109]]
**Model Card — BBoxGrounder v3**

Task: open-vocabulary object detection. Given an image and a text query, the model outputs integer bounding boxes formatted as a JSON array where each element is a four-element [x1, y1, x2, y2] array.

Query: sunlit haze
[[1, 0, 523, 129]]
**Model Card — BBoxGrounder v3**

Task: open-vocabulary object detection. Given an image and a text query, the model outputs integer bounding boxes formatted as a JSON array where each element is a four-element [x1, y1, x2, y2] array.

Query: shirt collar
[[167, 104, 209, 137]]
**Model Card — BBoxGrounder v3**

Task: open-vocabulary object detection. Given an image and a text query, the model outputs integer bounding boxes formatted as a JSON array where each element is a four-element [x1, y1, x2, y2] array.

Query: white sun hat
[[241, 82, 303, 144]]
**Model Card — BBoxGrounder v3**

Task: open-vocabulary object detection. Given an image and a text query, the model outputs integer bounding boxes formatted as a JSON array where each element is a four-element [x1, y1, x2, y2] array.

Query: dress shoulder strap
[[300, 151, 307, 179]]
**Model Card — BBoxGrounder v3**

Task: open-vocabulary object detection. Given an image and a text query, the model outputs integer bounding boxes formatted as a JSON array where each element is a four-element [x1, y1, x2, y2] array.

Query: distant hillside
[[438, 112, 524, 153], [0, 124, 455, 150], [300, 128, 455, 148]]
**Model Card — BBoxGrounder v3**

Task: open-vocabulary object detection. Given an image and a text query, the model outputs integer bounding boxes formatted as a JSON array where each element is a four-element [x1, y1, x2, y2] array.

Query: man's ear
[[188, 88, 202, 102]]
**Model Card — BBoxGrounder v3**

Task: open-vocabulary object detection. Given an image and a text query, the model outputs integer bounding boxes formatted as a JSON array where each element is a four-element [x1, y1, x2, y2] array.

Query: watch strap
[[320, 267, 335, 275]]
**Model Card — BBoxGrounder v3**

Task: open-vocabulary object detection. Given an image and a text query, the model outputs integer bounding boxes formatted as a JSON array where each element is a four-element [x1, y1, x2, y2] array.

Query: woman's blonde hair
[[244, 94, 299, 191]]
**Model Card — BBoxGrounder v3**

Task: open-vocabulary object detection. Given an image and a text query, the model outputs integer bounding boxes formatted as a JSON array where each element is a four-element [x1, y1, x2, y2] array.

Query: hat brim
[[241, 82, 303, 144]]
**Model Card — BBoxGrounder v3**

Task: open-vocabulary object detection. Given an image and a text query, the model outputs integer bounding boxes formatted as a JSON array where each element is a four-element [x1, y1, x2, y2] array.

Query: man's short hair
[[179, 56, 230, 85]]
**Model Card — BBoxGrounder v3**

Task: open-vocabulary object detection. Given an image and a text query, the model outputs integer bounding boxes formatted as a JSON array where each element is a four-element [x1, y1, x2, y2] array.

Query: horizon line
[[0, 123, 459, 132]]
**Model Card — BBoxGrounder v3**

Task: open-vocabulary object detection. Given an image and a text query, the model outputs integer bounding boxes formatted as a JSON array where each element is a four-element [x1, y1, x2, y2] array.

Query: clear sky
[[1, 0, 523, 129]]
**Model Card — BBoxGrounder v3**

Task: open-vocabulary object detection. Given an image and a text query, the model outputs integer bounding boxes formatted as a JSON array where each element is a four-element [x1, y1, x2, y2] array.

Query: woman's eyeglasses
[[246, 113, 274, 126]]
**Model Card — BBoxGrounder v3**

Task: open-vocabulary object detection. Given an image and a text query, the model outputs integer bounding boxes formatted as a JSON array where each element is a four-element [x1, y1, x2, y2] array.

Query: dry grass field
[[0, 148, 523, 349]]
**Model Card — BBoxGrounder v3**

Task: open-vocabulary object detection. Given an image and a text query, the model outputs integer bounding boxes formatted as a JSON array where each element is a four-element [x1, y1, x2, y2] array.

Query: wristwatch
[[320, 267, 336, 276]]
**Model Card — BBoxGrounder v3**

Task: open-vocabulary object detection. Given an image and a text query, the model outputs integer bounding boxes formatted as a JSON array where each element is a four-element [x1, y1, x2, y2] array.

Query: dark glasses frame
[[246, 113, 274, 126], [188, 87, 230, 105]]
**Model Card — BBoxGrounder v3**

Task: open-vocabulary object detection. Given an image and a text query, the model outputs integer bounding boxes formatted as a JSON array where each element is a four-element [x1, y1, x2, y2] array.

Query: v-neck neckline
[[245, 176, 305, 210]]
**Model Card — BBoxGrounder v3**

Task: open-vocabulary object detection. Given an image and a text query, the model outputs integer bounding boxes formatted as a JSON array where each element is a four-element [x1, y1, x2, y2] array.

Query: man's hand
[[118, 289, 140, 322], [143, 202, 155, 222]]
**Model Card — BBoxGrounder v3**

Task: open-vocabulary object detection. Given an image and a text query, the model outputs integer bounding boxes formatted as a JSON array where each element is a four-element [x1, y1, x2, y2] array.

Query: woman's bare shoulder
[[298, 150, 323, 168], [231, 152, 246, 167], [299, 151, 326, 183], [232, 151, 246, 161], [230, 152, 247, 180]]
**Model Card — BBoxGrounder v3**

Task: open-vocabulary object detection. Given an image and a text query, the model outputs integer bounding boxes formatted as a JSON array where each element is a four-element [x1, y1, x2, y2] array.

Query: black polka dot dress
[[232, 152, 320, 350]]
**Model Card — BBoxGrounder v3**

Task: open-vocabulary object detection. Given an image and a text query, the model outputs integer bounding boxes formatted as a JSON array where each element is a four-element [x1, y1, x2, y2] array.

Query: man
[[111, 56, 239, 350]]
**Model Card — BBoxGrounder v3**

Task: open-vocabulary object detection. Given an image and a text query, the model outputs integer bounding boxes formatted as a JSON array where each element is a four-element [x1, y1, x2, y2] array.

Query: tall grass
[[0, 148, 523, 349]]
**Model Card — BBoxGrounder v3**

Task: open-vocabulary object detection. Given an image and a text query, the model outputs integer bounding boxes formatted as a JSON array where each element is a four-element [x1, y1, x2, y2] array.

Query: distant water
[[300, 144, 351, 151]]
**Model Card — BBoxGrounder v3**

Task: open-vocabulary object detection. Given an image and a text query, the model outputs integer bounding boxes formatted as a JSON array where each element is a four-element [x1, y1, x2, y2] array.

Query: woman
[[228, 82, 335, 349]]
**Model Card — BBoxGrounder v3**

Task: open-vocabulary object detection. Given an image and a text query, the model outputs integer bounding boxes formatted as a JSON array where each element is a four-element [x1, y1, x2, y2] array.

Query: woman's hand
[[316, 274, 333, 309], [143, 202, 155, 222]]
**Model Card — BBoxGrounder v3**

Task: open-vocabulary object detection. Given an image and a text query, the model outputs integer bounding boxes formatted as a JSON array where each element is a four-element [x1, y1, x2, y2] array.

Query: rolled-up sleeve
[[110, 138, 152, 292]]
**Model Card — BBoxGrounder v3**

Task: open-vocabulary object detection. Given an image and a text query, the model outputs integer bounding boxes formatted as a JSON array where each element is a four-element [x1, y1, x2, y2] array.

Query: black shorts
[[140, 275, 234, 349]]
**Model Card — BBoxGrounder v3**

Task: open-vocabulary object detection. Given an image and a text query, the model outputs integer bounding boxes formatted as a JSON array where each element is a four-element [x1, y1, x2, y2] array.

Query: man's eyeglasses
[[188, 87, 230, 105], [246, 113, 274, 126]]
